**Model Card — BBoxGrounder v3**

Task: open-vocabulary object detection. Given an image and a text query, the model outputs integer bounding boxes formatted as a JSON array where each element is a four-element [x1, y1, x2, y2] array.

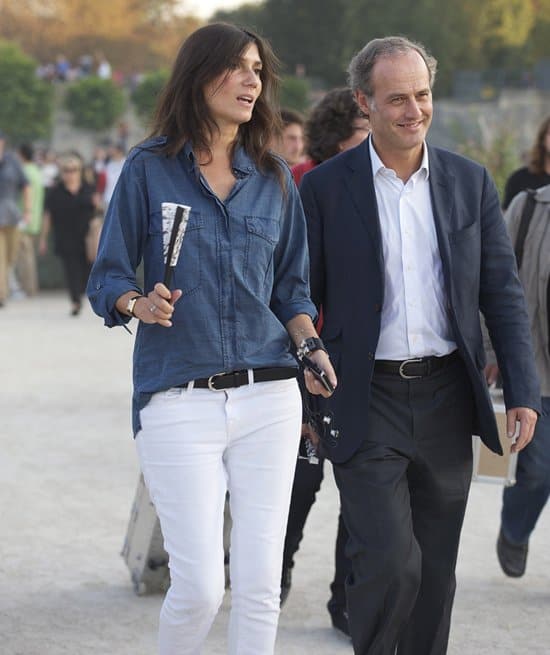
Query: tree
[[0, 1, 201, 74], [280, 76, 311, 113], [64, 77, 126, 131], [0, 40, 53, 142], [132, 70, 169, 125]]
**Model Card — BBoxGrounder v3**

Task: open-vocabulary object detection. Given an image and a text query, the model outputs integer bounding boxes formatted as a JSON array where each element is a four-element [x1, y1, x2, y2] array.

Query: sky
[[185, 0, 260, 19]]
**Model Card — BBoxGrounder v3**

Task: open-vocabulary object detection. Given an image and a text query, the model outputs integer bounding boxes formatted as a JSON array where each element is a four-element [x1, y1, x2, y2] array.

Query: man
[[299, 36, 540, 655], [502, 115, 550, 210], [16, 143, 45, 296], [486, 184, 550, 578], [274, 108, 305, 167], [0, 130, 31, 308]]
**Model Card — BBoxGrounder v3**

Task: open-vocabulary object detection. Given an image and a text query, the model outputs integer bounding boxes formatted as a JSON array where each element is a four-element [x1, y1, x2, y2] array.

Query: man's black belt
[[374, 351, 459, 380], [178, 367, 297, 391]]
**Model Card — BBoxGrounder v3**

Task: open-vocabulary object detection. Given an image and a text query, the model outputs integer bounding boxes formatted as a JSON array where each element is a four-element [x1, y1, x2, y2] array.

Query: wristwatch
[[297, 337, 327, 360], [126, 295, 143, 317]]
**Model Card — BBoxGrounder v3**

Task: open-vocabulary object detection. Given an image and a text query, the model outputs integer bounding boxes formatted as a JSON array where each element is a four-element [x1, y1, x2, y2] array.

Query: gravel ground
[[1, 292, 548, 654]]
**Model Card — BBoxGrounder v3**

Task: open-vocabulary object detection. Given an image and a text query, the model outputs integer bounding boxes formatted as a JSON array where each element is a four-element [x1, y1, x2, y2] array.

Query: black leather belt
[[178, 367, 297, 391], [374, 351, 459, 380]]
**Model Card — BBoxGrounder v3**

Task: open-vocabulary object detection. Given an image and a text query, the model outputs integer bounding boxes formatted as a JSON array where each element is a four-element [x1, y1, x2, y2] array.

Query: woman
[[39, 153, 96, 315], [87, 23, 335, 655]]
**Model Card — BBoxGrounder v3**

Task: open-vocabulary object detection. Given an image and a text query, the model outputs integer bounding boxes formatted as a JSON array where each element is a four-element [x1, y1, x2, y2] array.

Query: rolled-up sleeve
[[87, 157, 149, 327], [270, 176, 317, 325]]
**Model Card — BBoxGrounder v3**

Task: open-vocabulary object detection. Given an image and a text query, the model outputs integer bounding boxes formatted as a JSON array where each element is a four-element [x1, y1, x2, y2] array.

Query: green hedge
[[65, 77, 126, 131], [0, 40, 53, 142]]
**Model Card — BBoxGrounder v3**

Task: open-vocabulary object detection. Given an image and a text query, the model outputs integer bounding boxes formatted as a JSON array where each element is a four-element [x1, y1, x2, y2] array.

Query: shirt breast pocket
[[148, 210, 203, 297], [243, 215, 280, 297]]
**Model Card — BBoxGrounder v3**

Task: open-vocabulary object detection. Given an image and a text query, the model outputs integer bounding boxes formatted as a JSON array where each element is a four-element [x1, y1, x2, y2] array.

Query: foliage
[[453, 117, 521, 200], [64, 77, 126, 131], [214, 0, 550, 97], [280, 76, 311, 113], [0, 1, 200, 74], [132, 70, 169, 124], [0, 40, 53, 142]]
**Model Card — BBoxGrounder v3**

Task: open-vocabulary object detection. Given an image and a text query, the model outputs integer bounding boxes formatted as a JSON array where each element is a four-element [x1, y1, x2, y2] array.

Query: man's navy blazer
[[299, 137, 541, 464]]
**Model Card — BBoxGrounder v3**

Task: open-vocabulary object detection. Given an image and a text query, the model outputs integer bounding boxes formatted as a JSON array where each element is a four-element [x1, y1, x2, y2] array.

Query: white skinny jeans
[[136, 377, 302, 655]]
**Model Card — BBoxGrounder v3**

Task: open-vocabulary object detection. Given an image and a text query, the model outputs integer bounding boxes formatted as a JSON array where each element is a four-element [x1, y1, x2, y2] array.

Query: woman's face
[[204, 43, 263, 132]]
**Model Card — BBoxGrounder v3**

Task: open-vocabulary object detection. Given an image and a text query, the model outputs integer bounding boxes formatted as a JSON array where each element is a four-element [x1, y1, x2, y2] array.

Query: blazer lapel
[[428, 145, 455, 291], [343, 139, 384, 274]]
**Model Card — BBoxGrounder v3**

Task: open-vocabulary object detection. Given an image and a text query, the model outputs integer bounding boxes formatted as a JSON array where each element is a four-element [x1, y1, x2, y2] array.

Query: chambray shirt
[[87, 138, 316, 435]]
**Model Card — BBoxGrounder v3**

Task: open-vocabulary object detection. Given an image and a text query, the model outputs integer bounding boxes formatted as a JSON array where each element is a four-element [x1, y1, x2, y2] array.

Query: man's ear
[[355, 90, 370, 119]]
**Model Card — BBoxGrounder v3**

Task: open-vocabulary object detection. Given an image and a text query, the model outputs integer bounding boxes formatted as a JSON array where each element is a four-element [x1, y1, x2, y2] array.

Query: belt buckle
[[398, 358, 423, 380], [207, 372, 226, 390]]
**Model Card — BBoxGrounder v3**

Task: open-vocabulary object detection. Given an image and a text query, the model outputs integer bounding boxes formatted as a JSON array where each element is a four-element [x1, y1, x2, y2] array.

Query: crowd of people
[[1, 21, 550, 655], [0, 137, 127, 313], [36, 52, 114, 83]]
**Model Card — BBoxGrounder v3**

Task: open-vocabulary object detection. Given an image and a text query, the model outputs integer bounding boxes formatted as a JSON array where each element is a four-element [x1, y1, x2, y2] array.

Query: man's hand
[[303, 349, 337, 398], [506, 407, 537, 453], [484, 363, 499, 386]]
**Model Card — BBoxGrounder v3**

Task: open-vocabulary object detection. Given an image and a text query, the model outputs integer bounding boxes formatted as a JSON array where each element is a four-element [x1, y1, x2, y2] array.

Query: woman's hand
[[134, 282, 183, 327]]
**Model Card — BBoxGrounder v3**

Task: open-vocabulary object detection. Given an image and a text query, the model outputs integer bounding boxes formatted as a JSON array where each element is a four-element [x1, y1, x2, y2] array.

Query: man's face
[[356, 50, 432, 162], [281, 122, 304, 166]]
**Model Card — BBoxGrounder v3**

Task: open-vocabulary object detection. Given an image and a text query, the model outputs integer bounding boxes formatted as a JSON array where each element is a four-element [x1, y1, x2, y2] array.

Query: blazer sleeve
[[299, 173, 325, 313], [478, 169, 541, 412]]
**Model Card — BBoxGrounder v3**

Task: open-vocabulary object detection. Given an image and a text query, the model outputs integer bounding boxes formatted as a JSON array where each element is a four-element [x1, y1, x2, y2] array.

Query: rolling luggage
[[121, 474, 170, 595], [122, 475, 232, 594]]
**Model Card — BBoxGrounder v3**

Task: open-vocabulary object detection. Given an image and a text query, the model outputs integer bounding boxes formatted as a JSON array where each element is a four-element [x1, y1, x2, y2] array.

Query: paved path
[[1, 292, 549, 654]]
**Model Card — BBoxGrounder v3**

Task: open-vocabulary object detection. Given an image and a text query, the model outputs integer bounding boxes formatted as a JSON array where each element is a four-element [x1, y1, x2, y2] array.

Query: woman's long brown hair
[[149, 22, 285, 187]]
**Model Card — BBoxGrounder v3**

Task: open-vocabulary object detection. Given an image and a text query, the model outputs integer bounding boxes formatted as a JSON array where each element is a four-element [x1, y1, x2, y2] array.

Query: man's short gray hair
[[348, 36, 437, 98]]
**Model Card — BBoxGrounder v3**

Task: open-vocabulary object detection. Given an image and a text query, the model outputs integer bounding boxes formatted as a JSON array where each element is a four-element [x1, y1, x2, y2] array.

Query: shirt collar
[[369, 136, 430, 181], [182, 140, 255, 178]]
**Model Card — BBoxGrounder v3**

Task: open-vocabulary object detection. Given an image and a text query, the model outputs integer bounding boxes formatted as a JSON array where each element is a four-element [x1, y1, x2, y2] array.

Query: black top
[[45, 182, 95, 256], [502, 166, 550, 210]]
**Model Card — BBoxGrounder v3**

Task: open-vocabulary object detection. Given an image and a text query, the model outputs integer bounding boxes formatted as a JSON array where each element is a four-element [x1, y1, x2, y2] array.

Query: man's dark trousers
[[333, 354, 475, 655]]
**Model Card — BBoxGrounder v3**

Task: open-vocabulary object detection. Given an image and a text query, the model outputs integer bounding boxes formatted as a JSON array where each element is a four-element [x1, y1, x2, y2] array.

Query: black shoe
[[329, 606, 350, 637], [497, 529, 528, 578], [280, 567, 292, 607], [70, 302, 81, 316]]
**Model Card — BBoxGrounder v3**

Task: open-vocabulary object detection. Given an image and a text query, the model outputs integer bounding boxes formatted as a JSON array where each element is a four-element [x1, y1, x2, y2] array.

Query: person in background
[[87, 23, 335, 655], [102, 142, 126, 209], [502, 115, 550, 210], [485, 183, 550, 578], [39, 153, 96, 316], [15, 143, 45, 297], [273, 108, 305, 167], [0, 130, 31, 308], [96, 53, 112, 80], [300, 35, 539, 654], [39, 148, 59, 189], [292, 87, 370, 185], [281, 87, 370, 639]]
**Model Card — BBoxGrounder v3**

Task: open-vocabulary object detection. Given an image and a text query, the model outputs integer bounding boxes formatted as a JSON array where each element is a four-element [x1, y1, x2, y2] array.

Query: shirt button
[[368, 352, 375, 360]]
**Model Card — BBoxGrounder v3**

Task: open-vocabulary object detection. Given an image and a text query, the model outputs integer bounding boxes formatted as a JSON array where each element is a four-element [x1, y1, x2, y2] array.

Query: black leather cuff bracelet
[[297, 337, 327, 360]]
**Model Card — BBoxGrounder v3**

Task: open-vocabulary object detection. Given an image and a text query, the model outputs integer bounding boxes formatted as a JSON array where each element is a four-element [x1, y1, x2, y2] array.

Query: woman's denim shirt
[[87, 138, 316, 435]]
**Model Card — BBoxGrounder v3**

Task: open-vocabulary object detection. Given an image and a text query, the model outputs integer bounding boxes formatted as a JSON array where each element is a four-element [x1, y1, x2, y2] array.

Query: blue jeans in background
[[501, 396, 550, 545]]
